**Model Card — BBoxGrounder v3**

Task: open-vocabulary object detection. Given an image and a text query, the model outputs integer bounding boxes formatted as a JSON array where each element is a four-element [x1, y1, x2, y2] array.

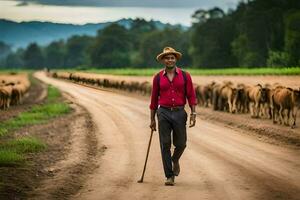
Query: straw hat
[[156, 47, 182, 61]]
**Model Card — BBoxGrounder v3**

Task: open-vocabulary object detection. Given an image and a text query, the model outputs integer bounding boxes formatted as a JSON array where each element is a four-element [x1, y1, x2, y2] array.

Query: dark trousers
[[157, 107, 187, 178]]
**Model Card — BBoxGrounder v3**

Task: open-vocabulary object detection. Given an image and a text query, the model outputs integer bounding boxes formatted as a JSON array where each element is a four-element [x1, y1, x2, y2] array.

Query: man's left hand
[[189, 113, 196, 128]]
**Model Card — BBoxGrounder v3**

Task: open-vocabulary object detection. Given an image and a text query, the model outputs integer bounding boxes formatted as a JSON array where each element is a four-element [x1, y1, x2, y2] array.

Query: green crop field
[[1, 67, 300, 76], [66, 67, 300, 76]]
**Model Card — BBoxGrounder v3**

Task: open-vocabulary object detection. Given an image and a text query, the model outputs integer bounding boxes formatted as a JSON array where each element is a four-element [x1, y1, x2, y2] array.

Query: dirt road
[[35, 72, 300, 200]]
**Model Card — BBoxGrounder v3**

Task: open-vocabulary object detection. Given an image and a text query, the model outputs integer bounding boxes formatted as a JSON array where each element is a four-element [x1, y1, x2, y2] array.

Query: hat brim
[[156, 52, 182, 61]]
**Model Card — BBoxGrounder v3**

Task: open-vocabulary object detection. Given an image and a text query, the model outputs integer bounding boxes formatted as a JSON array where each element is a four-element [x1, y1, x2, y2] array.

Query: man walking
[[149, 47, 197, 186]]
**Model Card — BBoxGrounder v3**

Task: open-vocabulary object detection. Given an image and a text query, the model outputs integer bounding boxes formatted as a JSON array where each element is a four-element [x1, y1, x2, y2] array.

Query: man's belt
[[159, 106, 184, 111]]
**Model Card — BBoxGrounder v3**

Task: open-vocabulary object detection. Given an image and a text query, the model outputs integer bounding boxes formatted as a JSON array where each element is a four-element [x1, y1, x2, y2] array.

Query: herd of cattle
[[0, 73, 30, 110], [195, 81, 300, 129], [50, 71, 300, 129]]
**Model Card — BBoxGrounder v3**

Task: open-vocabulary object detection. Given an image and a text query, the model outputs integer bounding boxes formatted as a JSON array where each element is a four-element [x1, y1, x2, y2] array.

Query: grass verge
[[0, 84, 70, 166], [0, 150, 24, 166], [0, 85, 69, 136], [66, 67, 300, 76], [3, 137, 46, 154]]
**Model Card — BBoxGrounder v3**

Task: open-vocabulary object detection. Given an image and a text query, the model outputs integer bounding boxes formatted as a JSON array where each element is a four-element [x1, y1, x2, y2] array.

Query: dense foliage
[[0, 0, 299, 69]]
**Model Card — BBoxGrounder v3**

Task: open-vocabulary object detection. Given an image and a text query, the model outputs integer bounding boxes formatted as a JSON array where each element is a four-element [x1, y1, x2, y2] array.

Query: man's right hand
[[149, 119, 157, 131]]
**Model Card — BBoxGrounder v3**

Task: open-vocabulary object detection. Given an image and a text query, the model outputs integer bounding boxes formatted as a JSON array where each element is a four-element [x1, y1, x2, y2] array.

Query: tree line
[[0, 0, 299, 69]]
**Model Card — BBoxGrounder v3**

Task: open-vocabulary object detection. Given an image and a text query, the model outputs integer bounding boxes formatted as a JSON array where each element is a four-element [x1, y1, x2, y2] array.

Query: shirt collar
[[163, 66, 179, 76]]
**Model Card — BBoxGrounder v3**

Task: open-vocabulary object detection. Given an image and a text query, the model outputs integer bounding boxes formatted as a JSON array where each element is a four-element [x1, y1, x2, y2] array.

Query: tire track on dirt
[[29, 99, 98, 199]]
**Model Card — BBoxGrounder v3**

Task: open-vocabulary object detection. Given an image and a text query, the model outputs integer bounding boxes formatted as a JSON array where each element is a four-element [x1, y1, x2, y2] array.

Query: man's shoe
[[173, 160, 180, 176], [165, 176, 175, 186]]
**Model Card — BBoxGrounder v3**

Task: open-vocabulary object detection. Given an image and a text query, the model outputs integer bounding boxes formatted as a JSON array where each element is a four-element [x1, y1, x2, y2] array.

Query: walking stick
[[137, 129, 154, 183]]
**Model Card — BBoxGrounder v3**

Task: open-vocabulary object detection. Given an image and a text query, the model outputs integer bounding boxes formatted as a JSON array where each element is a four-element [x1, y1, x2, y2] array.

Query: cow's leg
[[232, 97, 237, 114], [236, 101, 240, 113], [273, 106, 277, 124], [2, 97, 5, 109], [253, 102, 257, 117], [7, 97, 11, 110], [4, 97, 10, 110], [273, 106, 279, 124], [254, 101, 260, 118], [243, 100, 248, 113], [258, 103, 262, 117], [246, 100, 250, 113], [285, 108, 291, 126], [291, 107, 297, 129], [278, 106, 284, 125], [3, 96, 7, 110], [264, 104, 268, 118], [0, 94, 3, 109], [205, 96, 209, 107], [218, 97, 223, 111], [250, 102, 254, 117], [0, 96, 2, 109], [268, 104, 273, 119], [264, 103, 268, 118], [201, 96, 205, 107], [228, 99, 232, 113]]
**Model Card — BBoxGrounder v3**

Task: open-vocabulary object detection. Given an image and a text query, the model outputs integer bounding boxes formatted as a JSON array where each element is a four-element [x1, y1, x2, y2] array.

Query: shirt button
[[172, 98, 174, 101], [172, 90, 174, 93]]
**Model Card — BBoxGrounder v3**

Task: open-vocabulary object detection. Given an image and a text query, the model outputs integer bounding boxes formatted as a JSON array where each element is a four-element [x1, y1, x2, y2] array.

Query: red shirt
[[149, 67, 197, 110]]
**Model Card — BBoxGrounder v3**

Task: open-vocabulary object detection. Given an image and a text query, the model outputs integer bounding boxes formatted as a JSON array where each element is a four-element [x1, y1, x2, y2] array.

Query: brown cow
[[235, 83, 249, 113], [247, 84, 268, 118], [258, 84, 273, 119], [272, 87, 300, 128], [291, 88, 300, 128], [12, 83, 27, 105], [195, 81, 215, 107], [195, 85, 210, 107], [139, 81, 151, 95], [218, 85, 238, 113], [212, 84, 222, 111], [0, 85, 13, 110]]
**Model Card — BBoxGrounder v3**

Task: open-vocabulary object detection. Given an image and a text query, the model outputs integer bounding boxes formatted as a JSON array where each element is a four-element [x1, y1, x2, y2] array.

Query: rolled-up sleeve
[[186, 72, 197, 106], [149, 74, 159, 110]]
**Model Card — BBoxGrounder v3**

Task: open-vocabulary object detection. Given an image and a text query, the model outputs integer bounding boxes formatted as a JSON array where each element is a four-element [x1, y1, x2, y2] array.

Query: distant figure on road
[[149, 47, 197, 186]]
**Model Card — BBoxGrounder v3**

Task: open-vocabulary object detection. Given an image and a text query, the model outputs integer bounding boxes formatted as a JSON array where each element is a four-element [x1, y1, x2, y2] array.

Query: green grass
[[28, 71, 38, 86], [65, 67, 300, 76], [0, 150, 24, 166], [47, 85, 61, 102], [0, 103, 70, 136], [0, 69, 34, 74], [0, 136, 45, 166], [2, 67, 299, 76], [4, 137, 46, 153]]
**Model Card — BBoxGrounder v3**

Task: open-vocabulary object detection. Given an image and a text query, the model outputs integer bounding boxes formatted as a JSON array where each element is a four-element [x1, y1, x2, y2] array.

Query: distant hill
[[0, 18, 176, 50]]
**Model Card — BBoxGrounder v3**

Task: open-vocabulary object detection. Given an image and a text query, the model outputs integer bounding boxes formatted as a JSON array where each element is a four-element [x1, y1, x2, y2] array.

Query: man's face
[[162, 54, 177, 68]]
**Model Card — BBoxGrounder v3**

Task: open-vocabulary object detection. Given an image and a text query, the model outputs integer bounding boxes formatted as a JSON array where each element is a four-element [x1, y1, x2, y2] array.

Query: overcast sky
[[1, 0, 240, 25]]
